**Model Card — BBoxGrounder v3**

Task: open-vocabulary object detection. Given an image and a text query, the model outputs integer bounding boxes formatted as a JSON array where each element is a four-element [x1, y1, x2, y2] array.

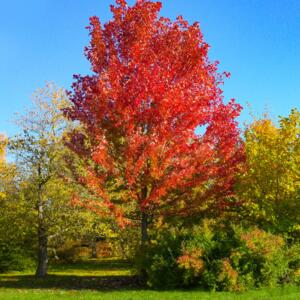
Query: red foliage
[[65, 0, 244, 225]]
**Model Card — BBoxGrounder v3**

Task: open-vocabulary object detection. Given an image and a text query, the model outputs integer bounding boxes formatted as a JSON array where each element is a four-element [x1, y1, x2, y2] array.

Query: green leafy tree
[[9, 83, 117, 276], [9, 83, 83, 277], [0, 137, 36, 272]]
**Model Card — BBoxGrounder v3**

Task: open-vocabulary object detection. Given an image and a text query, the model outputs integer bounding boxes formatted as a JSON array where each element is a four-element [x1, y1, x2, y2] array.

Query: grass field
[[0, 259, 300, 299]]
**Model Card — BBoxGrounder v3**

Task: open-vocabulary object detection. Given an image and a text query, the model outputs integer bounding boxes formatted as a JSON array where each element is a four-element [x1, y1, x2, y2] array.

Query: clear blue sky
[[1, 0, 300, 136]]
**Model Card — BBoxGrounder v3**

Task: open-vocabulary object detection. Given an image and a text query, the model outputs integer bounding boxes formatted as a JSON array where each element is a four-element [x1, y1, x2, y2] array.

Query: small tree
[[65, 0, 243, 244]]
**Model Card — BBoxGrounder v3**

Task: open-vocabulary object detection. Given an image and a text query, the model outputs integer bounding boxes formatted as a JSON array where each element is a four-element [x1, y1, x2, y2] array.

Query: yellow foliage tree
[[237, 109, 300, 232]]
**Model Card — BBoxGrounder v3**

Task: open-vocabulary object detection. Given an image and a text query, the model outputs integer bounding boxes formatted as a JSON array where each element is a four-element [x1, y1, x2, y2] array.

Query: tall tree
[[65, 0, 243, 244], [9, 84, 76, 277]]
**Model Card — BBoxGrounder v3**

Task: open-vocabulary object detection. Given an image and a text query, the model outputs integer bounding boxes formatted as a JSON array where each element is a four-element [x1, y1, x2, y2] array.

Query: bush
[[136, 220, 218, 289], [136, 227, 184, 289], [137, 220, 300, 291], [0, 242, 35, 272], [233, 228, 288, 288]]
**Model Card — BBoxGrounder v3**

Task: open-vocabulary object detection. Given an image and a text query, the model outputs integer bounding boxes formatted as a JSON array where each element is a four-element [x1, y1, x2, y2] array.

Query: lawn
[[0, 259, 299, 300]]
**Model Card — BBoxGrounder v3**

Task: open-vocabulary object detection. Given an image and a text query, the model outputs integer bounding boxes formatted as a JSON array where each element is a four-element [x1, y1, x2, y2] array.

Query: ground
[[0, 259, 299, 299]]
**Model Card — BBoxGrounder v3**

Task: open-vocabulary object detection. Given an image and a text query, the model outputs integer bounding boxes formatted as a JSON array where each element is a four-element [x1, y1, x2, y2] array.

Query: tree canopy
[[65, 0, 244, 236]]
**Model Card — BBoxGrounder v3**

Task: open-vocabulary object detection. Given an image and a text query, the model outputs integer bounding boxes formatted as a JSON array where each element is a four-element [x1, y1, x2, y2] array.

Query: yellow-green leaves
[[237, 109, 300, 231]]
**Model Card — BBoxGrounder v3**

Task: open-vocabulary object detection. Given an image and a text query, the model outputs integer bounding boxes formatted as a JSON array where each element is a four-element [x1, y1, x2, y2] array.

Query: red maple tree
[[65, 0, 244, 242]]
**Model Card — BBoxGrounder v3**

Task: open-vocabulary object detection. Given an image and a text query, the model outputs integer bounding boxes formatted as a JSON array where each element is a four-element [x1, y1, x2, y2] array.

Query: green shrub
[[0, 242, 35, 272], [136, 220, 218, 289], [229, 228, 288, 290], [136, 227, 184, 289], [137, 220, 300, 291]]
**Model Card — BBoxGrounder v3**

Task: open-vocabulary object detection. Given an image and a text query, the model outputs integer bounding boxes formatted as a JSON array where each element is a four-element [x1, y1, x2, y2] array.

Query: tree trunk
[[36, 224, 48, 278], [35, 180, 48, 278]]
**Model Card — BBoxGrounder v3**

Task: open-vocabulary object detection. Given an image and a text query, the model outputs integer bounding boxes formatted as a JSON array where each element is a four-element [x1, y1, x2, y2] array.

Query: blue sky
[[1, 0, 300, 136]]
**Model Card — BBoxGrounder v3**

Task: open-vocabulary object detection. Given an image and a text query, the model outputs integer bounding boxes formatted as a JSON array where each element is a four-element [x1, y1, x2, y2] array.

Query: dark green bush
[[0, 242, 35, 272], [137, 220, 300, 291], [136, 220, 218, 289], [135, 227, 184, 289]]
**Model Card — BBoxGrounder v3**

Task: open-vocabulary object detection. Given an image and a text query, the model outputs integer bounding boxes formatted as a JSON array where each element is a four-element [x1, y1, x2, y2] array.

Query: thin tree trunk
[[36, 224, 48, 278], [35, 180, 48, 278]]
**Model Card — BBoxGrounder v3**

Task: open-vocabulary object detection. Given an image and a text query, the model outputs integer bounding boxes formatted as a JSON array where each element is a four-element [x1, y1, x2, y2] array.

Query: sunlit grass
[[48, 258, 135, 277], [0, 286, 300, 300]]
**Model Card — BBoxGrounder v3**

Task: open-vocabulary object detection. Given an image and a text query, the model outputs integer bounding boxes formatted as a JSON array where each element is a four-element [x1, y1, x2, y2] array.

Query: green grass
[[0, 286, 300, 300], [0, 258, 300, 299]]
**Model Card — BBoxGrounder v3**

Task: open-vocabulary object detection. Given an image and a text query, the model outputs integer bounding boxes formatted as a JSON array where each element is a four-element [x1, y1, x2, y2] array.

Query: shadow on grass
[[49, 258, 133, 271], [0, 274, 140, 291], [0, 259, 140, 291]]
